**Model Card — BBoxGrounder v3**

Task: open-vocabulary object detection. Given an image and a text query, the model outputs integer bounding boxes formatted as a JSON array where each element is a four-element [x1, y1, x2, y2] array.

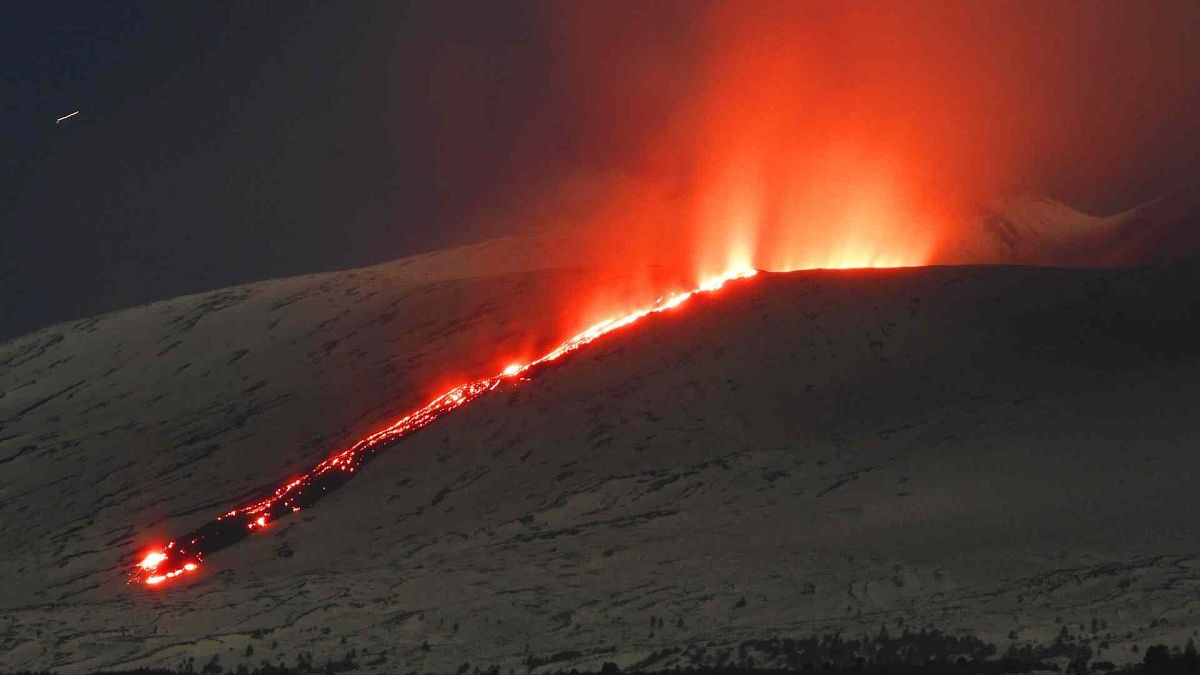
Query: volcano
[[1, 196, 1199, 673], [943, 188, 1200, 267]]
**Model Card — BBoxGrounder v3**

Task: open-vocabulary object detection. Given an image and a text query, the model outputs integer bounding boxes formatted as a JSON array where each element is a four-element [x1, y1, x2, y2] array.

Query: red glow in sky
[[127, 1, 1200, 590], [504, 0, 1200, 300]]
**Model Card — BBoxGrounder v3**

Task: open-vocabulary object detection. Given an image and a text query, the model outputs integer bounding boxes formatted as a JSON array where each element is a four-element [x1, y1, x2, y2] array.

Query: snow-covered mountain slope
[[942, 189, 1200, 267], [2, 228, 1199, 673]]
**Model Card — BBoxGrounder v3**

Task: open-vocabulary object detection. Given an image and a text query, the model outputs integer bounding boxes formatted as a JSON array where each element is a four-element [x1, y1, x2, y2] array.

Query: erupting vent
[[130, 269, 758, 587]]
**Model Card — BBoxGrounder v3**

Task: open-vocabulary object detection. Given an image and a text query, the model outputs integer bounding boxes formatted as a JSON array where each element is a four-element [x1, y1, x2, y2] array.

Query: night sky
[[1, 1, 575, 340], [2, 1, 1198, 341]]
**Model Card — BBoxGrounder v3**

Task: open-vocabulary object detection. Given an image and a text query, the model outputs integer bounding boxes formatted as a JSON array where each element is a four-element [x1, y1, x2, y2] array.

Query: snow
[[1, 201, 1199, 672]]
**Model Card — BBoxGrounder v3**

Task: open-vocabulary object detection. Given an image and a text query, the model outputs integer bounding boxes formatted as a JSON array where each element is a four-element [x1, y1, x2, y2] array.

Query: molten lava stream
[[131, 269, 759, 588]]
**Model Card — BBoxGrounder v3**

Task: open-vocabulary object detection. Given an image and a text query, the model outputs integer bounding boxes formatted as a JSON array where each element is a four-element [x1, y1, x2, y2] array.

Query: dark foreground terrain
[[3, 634, 1198, 675]]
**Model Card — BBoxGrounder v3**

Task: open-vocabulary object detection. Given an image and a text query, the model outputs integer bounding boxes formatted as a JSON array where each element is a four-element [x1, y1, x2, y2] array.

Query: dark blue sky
[[0, 2, 580, 340]]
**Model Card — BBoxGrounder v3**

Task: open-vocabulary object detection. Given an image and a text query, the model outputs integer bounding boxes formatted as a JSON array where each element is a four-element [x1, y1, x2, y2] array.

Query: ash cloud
[[3, 2, 1197, 340], [479, 1, 1200, 280]]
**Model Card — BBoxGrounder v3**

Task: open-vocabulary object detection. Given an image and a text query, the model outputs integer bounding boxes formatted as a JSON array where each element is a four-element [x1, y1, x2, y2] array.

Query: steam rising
[[488, 1, 1198, 288]]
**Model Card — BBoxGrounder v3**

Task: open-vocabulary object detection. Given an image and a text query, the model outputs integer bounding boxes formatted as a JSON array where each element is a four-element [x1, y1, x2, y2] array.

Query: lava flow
[[130, 268, 758, 588]]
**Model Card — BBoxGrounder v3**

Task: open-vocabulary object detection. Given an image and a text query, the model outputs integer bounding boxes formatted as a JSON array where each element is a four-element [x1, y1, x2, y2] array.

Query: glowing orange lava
[[130, 268, 759, 588]]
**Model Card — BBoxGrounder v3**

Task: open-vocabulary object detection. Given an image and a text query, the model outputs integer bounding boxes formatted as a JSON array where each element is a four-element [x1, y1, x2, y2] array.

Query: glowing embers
[[136, 542, 201, 585], [130, 268, 757, 588]]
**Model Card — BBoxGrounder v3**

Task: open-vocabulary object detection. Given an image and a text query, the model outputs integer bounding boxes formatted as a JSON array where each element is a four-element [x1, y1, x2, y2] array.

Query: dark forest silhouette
[[5, 631, 1197, 675]]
